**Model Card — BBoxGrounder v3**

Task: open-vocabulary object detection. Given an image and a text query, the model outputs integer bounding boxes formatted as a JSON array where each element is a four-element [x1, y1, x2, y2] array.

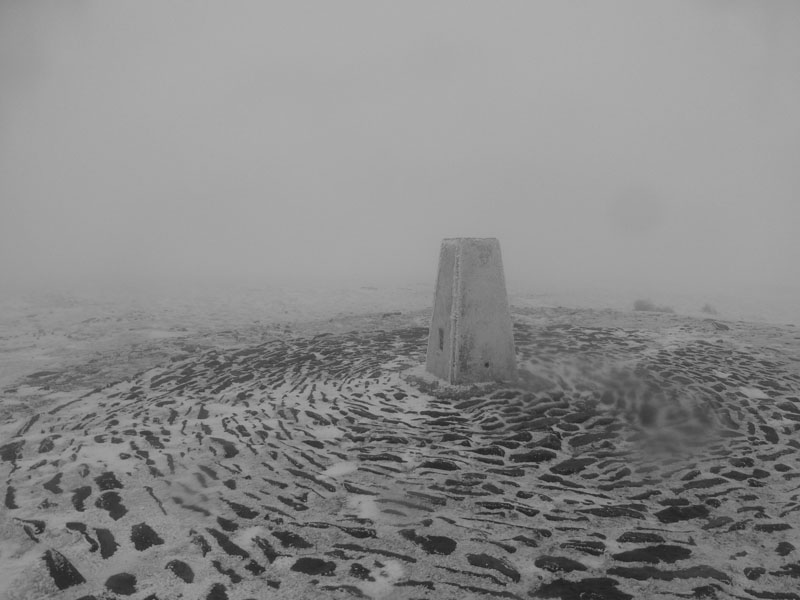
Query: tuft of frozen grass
[[633, 299, 674, 313], [701, 303, 718, 315]]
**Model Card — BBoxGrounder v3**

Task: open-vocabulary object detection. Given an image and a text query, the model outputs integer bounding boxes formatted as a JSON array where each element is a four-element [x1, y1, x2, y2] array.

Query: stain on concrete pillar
[[425, 238, 516, 384]]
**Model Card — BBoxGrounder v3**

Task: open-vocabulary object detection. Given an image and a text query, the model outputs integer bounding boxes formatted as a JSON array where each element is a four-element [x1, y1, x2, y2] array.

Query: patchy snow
[[739, 386, 770, 400], [347, 495, 381, 521], [321, 461, 358, 478], [359, 559, 407, 599], [1, 279, 799, 599]]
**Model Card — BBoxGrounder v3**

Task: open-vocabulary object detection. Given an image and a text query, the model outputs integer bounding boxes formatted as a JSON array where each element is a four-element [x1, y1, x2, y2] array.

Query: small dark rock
[[617, 531, 665, 544], [71, 486, 92, 512], [702, 516, 733, 530], [771, 563, 800, 578], [165, 559, 194, 583], [509, 449, 557, 463], [466, 553, 521, 583], [225, 500, 259, 519], [253, 536, 278, 563], [94, 472, 123, 490], [755, 523, 792, 533], [216, 516, 238, 532], [550, 457, 596, 475], [535, 555, 588, 573], [244, 560, 265, 575], [582, 506, 645, 519], [273, 530, 313, 549], [532, 577, 633, 600], [659, 497, 690, 506], [777, 542, 796, 556], [93, 528, 118, 559], [0, 440, 24, 463], [131, 522, 164, 551], [693, 584, 722, 599], [291, 557, 336, 576], [350, 562, 375, 581], [206, 583, 228, 600], [419, 459, 459, 470], [105, 573, 137, 596], [42, 549, 86, 590], [743, 589, 799, 600], [206, 528, 250, 559], [608, 565, 729, 584], [43, 473, 63, 494], [560, 539, 606, 556], [612, 545, 692, 564], [95, 491, 127, 520], [399, 529, 457, 555], [654, 504, 708, 524]]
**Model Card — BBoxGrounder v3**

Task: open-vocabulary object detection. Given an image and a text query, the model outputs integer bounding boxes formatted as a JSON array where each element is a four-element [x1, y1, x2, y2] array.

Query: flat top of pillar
[[442, 237, 499, 243]]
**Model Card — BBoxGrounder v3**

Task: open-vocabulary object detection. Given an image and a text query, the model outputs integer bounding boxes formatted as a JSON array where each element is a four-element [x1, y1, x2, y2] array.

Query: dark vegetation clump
[[633, 299, 674, 313], [700, 303, 718, 315]]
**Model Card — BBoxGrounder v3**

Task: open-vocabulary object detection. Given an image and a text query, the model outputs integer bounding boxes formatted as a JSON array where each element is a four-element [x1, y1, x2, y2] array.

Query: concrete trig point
[[425, 238, 517, 384]]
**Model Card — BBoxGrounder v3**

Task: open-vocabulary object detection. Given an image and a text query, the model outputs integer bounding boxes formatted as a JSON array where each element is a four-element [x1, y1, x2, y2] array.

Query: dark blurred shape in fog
[[1, 1, 798, 319]]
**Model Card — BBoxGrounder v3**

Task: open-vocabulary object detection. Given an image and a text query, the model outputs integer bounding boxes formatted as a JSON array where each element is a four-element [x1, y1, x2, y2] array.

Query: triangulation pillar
[[425, 238, 516, 384]]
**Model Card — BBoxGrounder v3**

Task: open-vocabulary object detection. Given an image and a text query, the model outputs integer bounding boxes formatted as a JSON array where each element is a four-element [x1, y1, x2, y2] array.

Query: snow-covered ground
[[1, 277, 799, 599], [1, 278, 797, 395]]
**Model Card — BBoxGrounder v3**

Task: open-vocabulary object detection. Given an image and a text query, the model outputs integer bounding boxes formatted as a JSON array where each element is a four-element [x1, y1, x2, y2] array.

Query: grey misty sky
[[1, 1, 798, 294]]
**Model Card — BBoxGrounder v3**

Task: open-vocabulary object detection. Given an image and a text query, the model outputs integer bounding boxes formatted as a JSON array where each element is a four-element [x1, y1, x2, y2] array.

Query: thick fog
[[2, 2, 798, 306]]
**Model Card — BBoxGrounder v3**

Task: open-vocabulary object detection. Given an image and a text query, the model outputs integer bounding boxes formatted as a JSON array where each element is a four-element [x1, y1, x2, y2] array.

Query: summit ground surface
[[1, 289, 799, 600]]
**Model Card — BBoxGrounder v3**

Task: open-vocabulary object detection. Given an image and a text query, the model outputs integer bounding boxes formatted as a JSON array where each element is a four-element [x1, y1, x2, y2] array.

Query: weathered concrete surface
[[426, 238, 516, 384]]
